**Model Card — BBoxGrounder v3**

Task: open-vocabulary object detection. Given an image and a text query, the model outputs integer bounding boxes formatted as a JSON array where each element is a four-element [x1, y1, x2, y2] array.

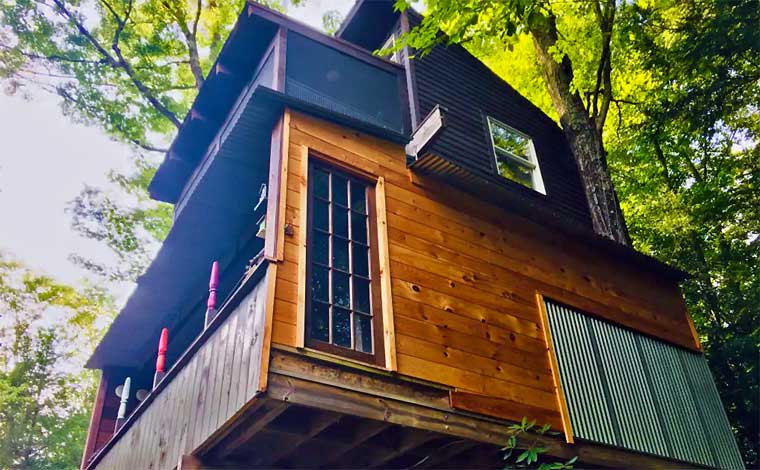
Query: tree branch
[[57, 87, 167, 153], [51, 0, 181, 128], [165, 0, 205, 89], [125, 138, 169, 153], [652, 131, 676, 192], [593, 0, 615, 133], [0, 46, 108, 66], [191, 0, 202, 38], [50, 0, 118, 67]]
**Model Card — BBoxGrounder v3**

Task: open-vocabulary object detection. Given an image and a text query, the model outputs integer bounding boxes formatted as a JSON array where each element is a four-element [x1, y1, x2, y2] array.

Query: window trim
[[487, 116, 546, 195], [304, 157, 386, 367], [381, 33, 400, 63]]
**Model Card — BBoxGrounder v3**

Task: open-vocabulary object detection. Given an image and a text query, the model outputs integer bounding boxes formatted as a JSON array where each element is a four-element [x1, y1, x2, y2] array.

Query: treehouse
[[80, 2, 744, 469]]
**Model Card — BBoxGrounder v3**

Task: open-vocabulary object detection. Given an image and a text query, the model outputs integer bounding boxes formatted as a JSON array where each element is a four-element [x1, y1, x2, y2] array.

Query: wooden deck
[[86, 266, 272, 470], [188, 350, 702, 469]]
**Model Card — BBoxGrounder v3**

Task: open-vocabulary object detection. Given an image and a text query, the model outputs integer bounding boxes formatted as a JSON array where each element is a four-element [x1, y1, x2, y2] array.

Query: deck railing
[[87, 262, 270, 470]]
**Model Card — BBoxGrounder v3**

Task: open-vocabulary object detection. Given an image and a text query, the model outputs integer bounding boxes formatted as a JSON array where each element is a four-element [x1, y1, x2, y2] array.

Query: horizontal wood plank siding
[[274, 110, 697, 430], [91, 277, 269, 470], [412, 37, 593, 229]]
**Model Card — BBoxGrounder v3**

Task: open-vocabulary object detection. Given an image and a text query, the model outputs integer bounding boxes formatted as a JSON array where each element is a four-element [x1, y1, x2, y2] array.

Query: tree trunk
[[529, 17, 630, 246]]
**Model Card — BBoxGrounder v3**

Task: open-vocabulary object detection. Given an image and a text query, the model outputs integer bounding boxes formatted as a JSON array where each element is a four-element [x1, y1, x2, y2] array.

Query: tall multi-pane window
[[306, 160, 384, 365]]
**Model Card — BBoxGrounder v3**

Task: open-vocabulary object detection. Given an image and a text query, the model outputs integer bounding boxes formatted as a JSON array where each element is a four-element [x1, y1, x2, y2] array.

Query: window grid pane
[[309, 163, 374, 355]]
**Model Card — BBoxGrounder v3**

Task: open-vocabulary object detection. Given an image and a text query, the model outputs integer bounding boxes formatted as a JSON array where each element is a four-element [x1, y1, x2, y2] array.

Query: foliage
[[441, 0, 759, 464], [501, 418, 576, 470], [0, 0, 283, 280], [321, 9, 343, 36], [611, 1, 760, 463], [66, 156, 172, 281], [1, 0, 248, 149], [0, 255, 114, 469]]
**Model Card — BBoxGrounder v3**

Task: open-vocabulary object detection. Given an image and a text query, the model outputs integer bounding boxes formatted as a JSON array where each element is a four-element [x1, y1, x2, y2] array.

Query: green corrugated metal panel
[[545, 299, 744, 469], [591, 320, 670, 456], [681, 349, 746, 469], [545, 303, 616, 444], [638, 334, 715, 466]]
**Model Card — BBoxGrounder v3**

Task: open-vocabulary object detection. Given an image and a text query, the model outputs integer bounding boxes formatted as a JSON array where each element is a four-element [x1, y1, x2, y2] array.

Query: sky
[[0, 0, 352, 294]]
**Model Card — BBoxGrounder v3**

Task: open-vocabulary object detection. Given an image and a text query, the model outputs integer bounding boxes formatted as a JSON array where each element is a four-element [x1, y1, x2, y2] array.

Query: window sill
[[272, 343, 395, 375]]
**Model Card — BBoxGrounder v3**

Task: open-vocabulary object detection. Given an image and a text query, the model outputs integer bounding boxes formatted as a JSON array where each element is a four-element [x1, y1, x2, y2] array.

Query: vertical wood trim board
[[265, 116, 284, 260], [273, 27, 287, 92], [375, 176, 397, 371], [295, 143, 310, 349], [536, 292, 574, 444], [679, 292, 703, 352], [275, 110, 291, 261], [80, 372, 108, 469], [258, 262, 279, 392]]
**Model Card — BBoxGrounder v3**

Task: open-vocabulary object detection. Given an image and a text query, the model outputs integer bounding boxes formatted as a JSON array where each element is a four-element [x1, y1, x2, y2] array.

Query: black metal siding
[[412, 41, 593, 228]]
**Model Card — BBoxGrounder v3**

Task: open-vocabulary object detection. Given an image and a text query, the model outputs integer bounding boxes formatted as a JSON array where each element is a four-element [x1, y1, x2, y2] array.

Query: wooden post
[[204, 261, 220, 327], [114, 376, 131, 432], [153, 328, 169, 388], [177, 454, 205, 470], [80, 372, 108, 469]]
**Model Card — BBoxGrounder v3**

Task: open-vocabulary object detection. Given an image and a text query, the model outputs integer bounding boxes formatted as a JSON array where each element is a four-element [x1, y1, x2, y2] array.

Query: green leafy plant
[[502, 418, 577, 470]]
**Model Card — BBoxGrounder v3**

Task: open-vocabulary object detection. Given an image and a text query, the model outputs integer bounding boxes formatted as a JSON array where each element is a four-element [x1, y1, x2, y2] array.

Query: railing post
[[114, 376, 131, 432], [204, 261, 220, 328], [153, 328, 168, 389]]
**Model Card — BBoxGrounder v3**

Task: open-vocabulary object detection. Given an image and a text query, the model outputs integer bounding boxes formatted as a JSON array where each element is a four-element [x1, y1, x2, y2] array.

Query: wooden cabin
[[80, 2, 744, 469]]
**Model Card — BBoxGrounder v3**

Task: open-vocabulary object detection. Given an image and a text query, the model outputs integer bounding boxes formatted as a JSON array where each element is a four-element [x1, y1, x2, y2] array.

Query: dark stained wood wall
[[408, 17, 594, 230], [90, 275, 269, 470], [273, 111, 699, 433], [93, 381, 118, 453]]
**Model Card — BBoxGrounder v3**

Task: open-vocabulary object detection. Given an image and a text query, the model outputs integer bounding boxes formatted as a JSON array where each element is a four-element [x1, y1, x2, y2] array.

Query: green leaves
[[0, 254, 113, 469], [405, 0, 757, 465], [501, 419, 574, 469], [0, 1, 254, 281]]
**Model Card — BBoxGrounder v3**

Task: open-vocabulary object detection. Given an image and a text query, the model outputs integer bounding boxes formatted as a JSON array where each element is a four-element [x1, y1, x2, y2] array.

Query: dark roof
[[336, 0, 399, 50], [148, 6, 277, 204]]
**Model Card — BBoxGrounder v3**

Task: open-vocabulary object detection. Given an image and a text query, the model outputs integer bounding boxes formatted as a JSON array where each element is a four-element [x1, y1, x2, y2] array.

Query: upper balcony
[[87, 1, 409, 376], [147, 3, 407, 207]]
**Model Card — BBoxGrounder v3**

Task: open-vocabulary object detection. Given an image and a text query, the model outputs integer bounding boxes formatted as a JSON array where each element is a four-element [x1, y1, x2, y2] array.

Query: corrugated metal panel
[[545, 299, 744, 469], [680, 350, 746, 470], [638, 335, 715, 466], [592, 320, 670, 455], [545, 303, 616, 444]]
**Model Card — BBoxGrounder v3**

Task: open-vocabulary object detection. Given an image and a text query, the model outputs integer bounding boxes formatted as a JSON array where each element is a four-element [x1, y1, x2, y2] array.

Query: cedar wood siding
[[272, 110, 699, 430], [409, 25, 594, 229]]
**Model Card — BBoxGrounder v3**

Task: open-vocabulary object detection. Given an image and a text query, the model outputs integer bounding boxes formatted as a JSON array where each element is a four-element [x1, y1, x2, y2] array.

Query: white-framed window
[[487, 117, 545, 194], [381, 33, 400, 63]]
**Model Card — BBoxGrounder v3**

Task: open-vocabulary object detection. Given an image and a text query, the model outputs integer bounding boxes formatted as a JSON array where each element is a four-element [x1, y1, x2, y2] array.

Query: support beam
[[265, 372, 701, 469], [177, 454, 238, 470], [367, 429, 439, 468], [414, 439, 479, 469], [320, 420, 391, 467], [80, 372, 108, 470], [256, 410, 342, 466], [177, 454, 204, 470], [213, 401, 289, 459]]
